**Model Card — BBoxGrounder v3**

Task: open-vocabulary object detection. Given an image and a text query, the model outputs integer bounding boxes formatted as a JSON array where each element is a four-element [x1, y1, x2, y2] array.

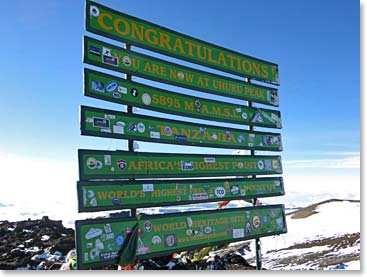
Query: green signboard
[[84, 69, 282, 128], [83, 36, 279, 107], [77, 177, 284, 212], [81, 105, 283, 151], [75, 205, 287, 269], [86, 1, 279, 85], [78, 149, 282, 180]]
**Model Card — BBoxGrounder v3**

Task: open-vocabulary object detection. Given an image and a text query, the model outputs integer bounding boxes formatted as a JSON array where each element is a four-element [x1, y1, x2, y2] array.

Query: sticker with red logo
[[117, 160, 127, 170]]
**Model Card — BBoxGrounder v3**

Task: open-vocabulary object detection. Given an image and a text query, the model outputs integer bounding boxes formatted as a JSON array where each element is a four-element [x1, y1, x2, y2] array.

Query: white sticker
[[271, 113, 279, 121], [95, 239, 104, 250], [103, 47, 112, 57], [137, 123, 145, 133], [85, 228, 102, 240], [204, 157, 216, 163], [100, 128, 111, 133], [177, 71, 185, 80], [118, 86, 127, 94], [142, 93, 152, 105], [252, 215, 262, 229], [90, 198, 97, 207], [204, 226, 212, 234], [104, 155, 111, 165], [104, 114, 115, 120], [215, 187, 226, 198], [90, 5, 100, 16], [87, 190, 95, 198], [233, 228, 244, 239], [143, 184, 154, 192], [236, 107, 242, 113], [187, 217, 193, 228], [191, 193, 208, 200], [116, 121, 125, 126], [265, 160, 272, 170], [113, 125, 124, 134], [106, 233, 114, 240], [86, 117, 93, 123], [152, 236, 162, 245], [150, 131, 160, 139], [122, 56, 131, 67], [90, 249, 99, 260]]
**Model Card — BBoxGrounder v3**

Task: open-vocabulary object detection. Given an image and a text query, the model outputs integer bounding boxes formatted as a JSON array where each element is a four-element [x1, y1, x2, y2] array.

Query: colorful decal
[[86, 1, 279, 84], [75, 205, 287, 269], [83, 36, 279, 107], [84, 69, 282, 128], [78, 149, 283, 180]]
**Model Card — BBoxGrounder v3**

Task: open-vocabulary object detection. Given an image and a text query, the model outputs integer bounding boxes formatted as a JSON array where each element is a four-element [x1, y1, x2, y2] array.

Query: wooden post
[[248, 78, 262, 270], [125, 43, 136, 217]]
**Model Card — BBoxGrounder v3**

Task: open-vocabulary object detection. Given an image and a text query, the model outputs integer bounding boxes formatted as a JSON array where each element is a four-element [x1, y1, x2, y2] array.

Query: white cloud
[[265, 174, 360, 208], [0, 152, 77, 199], [285, 151, 360, 156], [283, 155, 360, 169]]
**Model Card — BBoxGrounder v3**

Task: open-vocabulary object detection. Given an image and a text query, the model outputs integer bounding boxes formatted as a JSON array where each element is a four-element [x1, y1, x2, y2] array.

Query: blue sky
[[0, 0, 360, 209]]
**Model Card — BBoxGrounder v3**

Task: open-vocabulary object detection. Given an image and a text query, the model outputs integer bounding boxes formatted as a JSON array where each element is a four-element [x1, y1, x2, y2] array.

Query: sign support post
[[125, 42, 136, 217], [248, 78, 262, 270]]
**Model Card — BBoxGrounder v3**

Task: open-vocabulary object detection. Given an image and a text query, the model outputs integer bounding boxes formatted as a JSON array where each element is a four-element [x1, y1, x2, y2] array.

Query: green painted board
[[77, 177, 284, 212], [78, 149, 282, 180], [81, 105, 283, 151], [85, 1, 279, 85], [84, 69, 282, 128], [83, 36, 279, 107], [75, 205, 287, 269]]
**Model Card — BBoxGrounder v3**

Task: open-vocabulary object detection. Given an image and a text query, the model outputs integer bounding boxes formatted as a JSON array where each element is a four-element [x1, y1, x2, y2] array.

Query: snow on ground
[[259, 200, 360, 253], [337, 260, 360, 270], [238, 200, 360, 270]]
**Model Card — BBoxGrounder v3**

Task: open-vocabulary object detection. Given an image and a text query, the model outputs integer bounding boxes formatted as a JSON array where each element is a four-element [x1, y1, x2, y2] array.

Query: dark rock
[[0, 218, 75, 270]]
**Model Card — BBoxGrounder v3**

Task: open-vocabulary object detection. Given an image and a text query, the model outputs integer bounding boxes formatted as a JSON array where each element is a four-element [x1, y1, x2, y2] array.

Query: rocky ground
[[0, 216, 75, 270], [0, 217, 255, 270], [259, 232, 360, 270]]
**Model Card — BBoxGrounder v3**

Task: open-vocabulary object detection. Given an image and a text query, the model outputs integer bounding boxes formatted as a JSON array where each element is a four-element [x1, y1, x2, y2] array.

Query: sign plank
[[81, 105, 283, 151], [86, 1, 279, 85], [84, 69, 282, 128], [75, 205, 287, 269], [78, 149, 282, 180], [83, 36, 279, 107], [77, 177, 284, 212]]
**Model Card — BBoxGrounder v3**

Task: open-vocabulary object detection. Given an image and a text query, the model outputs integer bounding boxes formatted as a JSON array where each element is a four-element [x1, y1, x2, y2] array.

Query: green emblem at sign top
[[86, 1, 279, 85], [78, 149, 282, 180], [83, 36, 280, 107], [84, 69, 282, 128]]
